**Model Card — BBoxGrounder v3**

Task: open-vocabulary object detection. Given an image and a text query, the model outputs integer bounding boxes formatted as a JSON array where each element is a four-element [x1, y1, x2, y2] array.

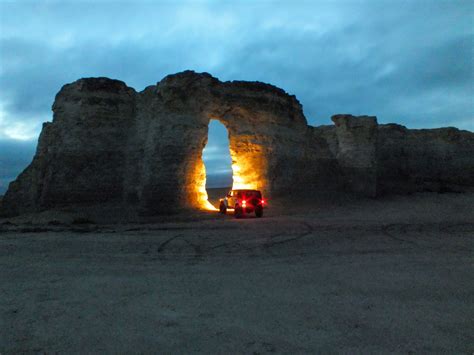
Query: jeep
[[219, 189, 265, 218]]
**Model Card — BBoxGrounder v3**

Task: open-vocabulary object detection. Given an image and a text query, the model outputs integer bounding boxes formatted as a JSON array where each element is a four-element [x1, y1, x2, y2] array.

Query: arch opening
[[200, 119, 233, 210], [197, 118, 267, 211]]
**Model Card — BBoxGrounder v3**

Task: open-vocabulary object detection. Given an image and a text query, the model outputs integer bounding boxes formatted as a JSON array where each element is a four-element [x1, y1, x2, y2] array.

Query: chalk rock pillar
[[332, 114, 378, 197]]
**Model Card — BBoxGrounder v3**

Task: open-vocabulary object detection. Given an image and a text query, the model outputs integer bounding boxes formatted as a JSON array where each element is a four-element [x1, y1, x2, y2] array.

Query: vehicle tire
[[234, 206, 243, 219], [219, 202, 227, 214], [255, 206, 263, 218]]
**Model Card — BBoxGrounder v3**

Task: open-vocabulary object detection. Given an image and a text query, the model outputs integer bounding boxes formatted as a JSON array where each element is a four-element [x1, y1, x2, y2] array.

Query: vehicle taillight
[[261, 199, 265, 205], [242, 200, 247, 207]]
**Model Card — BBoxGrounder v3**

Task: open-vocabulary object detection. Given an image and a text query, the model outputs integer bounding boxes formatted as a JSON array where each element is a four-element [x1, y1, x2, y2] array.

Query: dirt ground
[[1, 192, 473, 353]]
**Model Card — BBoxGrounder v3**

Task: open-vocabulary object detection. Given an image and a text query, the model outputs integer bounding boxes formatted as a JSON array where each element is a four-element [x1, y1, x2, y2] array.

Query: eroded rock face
[[2, 71, 312, 216], [121, 71, 310, 214], [332, 114, 378, 197], [377, 124, 474, 194], [1, 71, 473, 216], [3, 78, 136, 215]]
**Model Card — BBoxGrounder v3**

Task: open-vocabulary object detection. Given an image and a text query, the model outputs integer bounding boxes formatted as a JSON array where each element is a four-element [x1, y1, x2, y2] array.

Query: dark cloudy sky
[[0, 0, 472, 192]]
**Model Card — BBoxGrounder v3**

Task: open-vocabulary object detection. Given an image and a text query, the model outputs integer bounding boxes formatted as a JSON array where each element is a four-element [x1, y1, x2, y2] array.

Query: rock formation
[[2, 71, 473, 216], [377, 124, 474, 194], [332, 114, 378, 197]]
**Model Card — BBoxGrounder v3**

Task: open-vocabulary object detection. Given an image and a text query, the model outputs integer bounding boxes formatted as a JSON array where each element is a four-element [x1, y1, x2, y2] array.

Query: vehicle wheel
[[234, 206, 243, 219], [219, 202, 227, 214], [255, 206, 263, 218]]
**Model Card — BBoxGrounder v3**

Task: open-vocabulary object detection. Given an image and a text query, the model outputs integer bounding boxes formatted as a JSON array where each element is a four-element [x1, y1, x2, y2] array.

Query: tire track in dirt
[[381, 222, 474, 253], [263, 221, 314, 248], [157, 234, 183, 253], [154, 220, 316, 257]]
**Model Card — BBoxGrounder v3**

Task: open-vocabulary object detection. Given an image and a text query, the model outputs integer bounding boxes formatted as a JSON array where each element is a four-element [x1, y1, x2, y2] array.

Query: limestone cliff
[[377, 124, 474, 194], [332, 114, 378, 197], [3, 78, 136, 215], [1, 71, 473, 216]]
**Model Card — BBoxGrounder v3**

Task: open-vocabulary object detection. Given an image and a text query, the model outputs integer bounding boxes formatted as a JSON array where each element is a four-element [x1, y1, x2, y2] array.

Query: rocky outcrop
[[332, 114, 378, 197], [2, 71, 311, 216], [3, 78, 136, 215], [1, 71, 473, 217], [122, 71, 309, 214], [377, 124, 474, 194]]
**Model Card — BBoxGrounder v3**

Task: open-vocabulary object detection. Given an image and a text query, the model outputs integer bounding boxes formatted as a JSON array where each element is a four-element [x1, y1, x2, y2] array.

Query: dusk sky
[[0, 0, 472, 192]]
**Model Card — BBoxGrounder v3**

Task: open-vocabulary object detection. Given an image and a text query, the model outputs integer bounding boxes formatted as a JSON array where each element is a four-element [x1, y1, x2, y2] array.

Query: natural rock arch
[[125, 71, 310, 214], [3, 71, 314, 216], [2, 70, 473, 217]]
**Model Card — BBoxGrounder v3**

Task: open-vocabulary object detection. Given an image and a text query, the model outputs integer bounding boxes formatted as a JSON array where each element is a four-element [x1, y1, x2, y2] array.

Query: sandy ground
[[0, 192, 473, 353]]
